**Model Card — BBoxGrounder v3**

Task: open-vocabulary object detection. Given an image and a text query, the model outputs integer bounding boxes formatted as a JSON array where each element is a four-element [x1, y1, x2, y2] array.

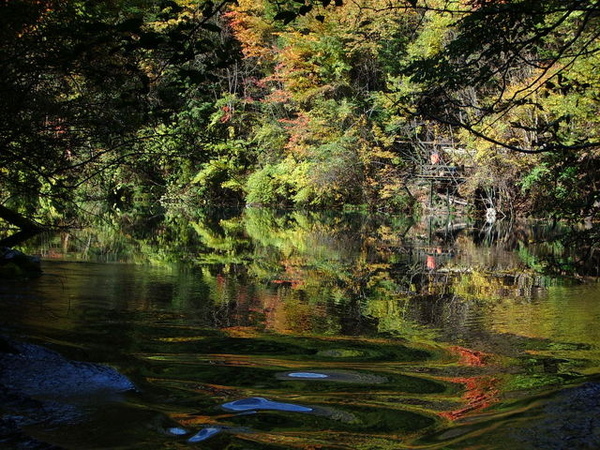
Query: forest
[[1, 0, 599, 231], [2, 3, 600, 447]]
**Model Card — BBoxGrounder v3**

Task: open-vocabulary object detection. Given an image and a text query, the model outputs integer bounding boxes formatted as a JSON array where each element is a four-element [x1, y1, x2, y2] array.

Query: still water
[[1, 209, 599, 449]]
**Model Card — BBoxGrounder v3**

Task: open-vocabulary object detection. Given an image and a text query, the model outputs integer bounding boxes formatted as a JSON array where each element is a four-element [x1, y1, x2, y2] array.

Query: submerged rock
[[422, 381, 600, 449], [0, 337, 136, 446], [0, 337, 135, 400], [512, 381, 600, 449]]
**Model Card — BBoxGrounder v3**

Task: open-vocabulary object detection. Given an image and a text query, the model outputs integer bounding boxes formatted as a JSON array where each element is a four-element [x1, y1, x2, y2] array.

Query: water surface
[[1, 210, 599, 448]]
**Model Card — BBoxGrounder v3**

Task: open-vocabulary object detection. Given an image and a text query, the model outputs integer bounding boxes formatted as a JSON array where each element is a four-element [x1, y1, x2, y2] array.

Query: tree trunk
[[0, 205, 42, 232], [0, 205, 43, 247]]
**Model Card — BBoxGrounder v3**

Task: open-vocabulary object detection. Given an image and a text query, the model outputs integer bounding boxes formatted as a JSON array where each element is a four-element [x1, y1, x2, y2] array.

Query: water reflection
[[186, 426, 222, 442], [286, 372, 329, 379], [1, 209, 599, 448], [276, 370, 388, 383], [222, 397, 313, 412]]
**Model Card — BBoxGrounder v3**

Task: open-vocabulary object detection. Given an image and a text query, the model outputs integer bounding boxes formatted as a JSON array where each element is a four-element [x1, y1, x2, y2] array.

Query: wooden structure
[[418, 164, 467, 181], [394, 134, 476, 211], [415, 164, 473, 210]]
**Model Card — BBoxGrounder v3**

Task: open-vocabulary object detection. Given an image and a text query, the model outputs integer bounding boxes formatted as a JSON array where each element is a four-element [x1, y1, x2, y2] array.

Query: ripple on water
[[317, 349, 365, 358], [314, 342, 432, 362], [220, 396, 436, 434]]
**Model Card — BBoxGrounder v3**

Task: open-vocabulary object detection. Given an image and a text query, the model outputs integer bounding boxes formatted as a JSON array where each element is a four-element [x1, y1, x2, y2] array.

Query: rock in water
[[0, 247, 42, 278], [0, 338, 135, 400], [0, 337, 137, 448]]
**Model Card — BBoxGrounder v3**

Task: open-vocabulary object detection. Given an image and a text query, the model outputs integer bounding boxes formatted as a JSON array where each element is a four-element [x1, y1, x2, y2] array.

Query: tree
[[404, 0, 600, 155], [403, 0, 600, 217], [1, 1, 147, 218], [3, 0, 597, 226], [0, 0, 237, 233], [220, 0, 420, 210], [286, 0, 599, 216]]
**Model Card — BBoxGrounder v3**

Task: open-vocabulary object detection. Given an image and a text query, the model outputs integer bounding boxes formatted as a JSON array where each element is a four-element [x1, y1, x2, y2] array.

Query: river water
[[1, 209, 599, 449]]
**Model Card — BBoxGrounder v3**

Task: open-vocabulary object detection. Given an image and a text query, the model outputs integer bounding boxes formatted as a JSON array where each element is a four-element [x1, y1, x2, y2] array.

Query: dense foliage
[[1, 0, 598, 229]]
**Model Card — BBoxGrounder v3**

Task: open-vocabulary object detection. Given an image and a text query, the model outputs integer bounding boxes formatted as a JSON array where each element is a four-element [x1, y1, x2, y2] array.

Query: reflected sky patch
[[277, 370, 387, 384], [187, 427, 222, 443], [222, 397, 313, 413], [166, 427, 188, 436], [288, 372, 329, 379]]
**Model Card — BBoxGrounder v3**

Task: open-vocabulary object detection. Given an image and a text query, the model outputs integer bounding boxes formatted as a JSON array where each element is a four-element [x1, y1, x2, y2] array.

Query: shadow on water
[[1, 209, 599, 448]]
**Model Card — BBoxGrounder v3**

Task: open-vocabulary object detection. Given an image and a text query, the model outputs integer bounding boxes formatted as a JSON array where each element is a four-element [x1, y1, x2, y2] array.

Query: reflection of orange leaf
[[440, 376, 499, 421], [271, 279, 303, 288], [450, 346, 488, 366], [439, 346, 498, 420], [174, 414, 218, 427]]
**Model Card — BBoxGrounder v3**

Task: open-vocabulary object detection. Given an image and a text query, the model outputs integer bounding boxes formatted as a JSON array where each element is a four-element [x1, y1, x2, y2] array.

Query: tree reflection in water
[[3, 209, 598, 448]]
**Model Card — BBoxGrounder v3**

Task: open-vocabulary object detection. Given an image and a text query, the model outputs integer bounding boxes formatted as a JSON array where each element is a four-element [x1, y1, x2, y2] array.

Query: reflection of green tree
[[366, 298, 438, 341], [243, 208, 358, 281], [240, 208, 432, 337], [27, 209, 596, 339]]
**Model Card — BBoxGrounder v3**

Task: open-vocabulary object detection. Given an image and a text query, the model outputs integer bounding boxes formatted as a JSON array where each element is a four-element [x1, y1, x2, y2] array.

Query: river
[[1, 209, 599, 449]]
